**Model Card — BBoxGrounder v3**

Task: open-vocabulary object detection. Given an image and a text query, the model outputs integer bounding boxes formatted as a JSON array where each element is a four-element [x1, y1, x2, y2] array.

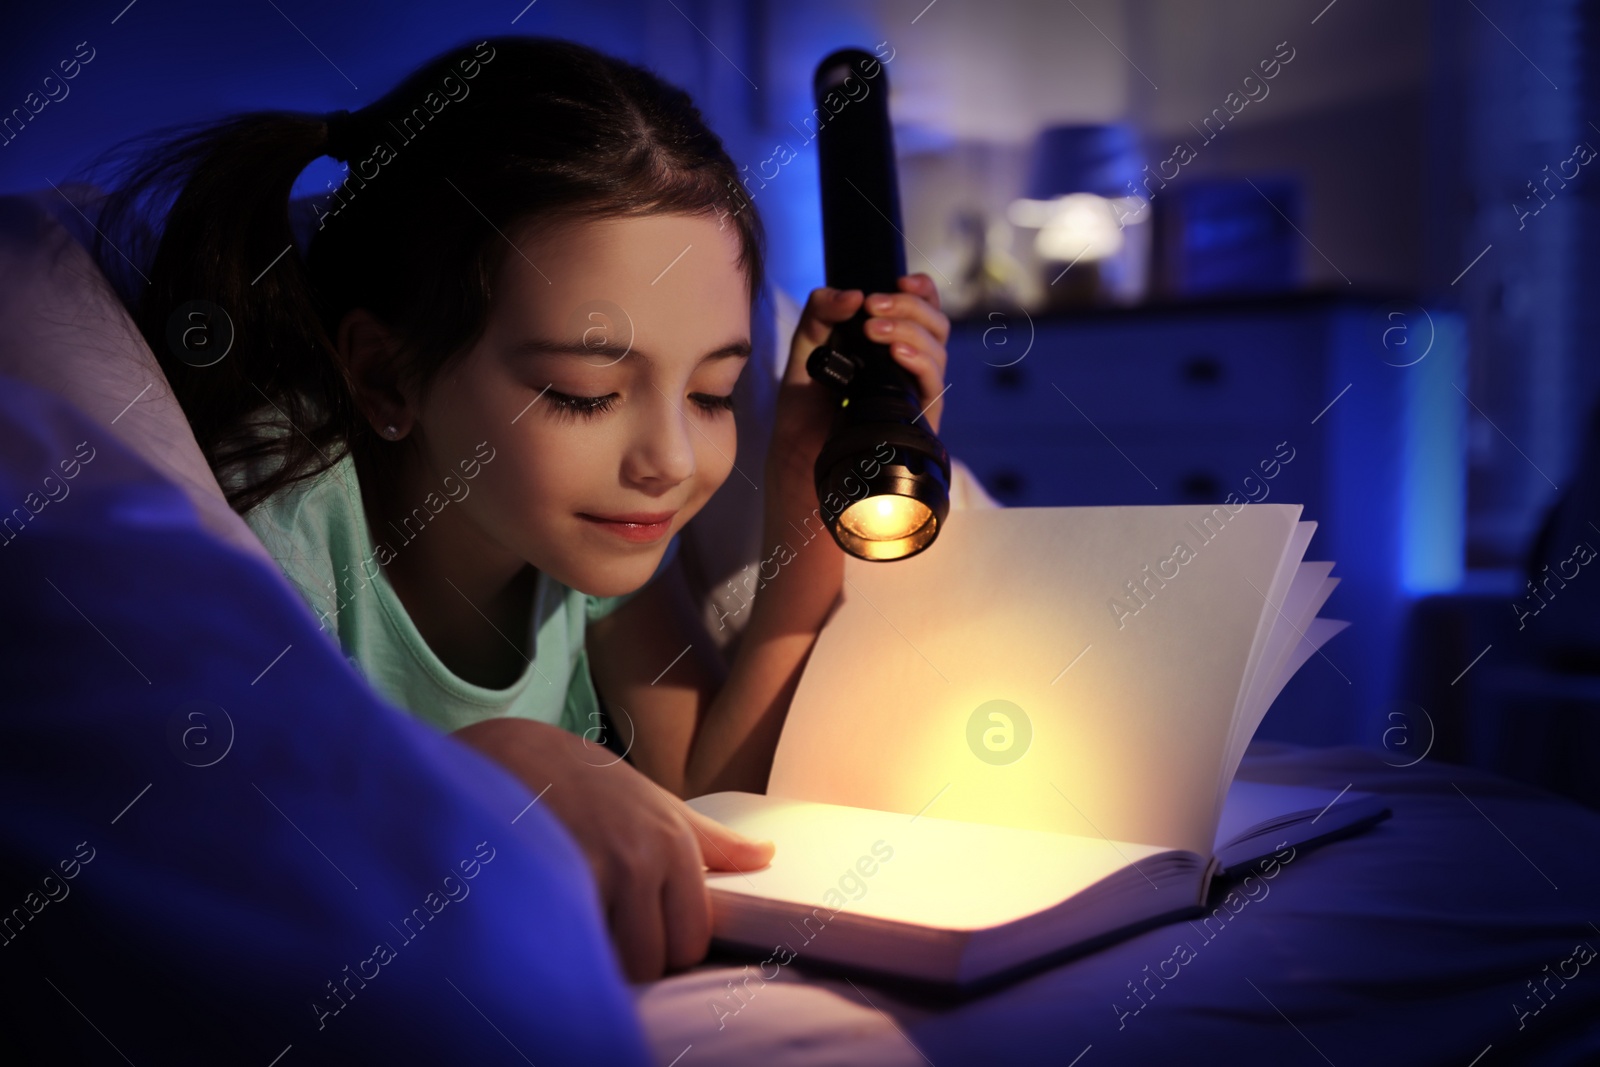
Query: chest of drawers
[[939, 294, 1466, 747]]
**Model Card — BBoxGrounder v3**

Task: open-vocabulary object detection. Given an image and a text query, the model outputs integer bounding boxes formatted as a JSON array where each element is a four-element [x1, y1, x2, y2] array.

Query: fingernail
[[869, 319, 892, 334], [868, 295, 892, 311]]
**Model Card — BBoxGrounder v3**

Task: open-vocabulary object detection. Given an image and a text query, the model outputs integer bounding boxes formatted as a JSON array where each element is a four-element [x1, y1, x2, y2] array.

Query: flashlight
[[806, 47, 952, 562]]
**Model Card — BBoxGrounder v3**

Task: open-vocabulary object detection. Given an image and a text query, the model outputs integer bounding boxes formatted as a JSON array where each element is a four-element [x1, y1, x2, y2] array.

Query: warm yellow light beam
[[838, 494, 937, 560]]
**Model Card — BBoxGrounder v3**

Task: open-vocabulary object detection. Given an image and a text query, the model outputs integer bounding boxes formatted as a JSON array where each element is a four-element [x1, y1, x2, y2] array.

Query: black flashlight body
[[814, 49, 906, 296], [807, 47, 952, 561]]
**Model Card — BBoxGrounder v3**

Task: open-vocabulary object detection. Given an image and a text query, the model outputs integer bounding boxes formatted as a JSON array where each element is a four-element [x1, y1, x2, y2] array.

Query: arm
[[450, 716, 772, 982], [586, 499, 842, 799], [585, 549, 726, 796]]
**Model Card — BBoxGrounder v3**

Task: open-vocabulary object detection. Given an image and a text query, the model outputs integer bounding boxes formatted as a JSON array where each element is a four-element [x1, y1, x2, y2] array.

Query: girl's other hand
[[769, 272, 949, 517], [452, 717, 774, 982], [861, 272, 950, 435], [750, 273, 949, 636]]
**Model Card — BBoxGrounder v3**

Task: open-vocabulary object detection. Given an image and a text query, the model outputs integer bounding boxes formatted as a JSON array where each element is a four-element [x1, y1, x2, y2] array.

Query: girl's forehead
[[511, 212, 738, 277], [494, 212, 750, 343]]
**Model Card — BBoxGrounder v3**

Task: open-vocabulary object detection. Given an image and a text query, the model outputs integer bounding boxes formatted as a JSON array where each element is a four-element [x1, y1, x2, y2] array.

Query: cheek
[[493, 427, 598, 517], [446, 430, 590, 569], [691, 416, 739, 499], [417, 360, 520, 458], [422, 364, 557, 498]]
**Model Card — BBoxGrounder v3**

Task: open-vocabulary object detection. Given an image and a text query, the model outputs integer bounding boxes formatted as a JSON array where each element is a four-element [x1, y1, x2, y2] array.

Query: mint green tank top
[[235, 450, 678, 737]]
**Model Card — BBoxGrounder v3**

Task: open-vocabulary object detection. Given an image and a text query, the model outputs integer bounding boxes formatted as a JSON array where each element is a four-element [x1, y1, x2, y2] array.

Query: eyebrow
[[510, 337, 752, 366]]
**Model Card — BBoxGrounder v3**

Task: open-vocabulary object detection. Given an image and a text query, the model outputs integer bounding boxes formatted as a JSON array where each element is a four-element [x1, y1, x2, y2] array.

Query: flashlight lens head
[[837, 494, 938, 560]]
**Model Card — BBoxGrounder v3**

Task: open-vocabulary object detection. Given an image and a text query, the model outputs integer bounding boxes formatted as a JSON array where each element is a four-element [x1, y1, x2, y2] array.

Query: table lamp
[[804, 47, 951, 562], [1007, 123, 1147, 305]]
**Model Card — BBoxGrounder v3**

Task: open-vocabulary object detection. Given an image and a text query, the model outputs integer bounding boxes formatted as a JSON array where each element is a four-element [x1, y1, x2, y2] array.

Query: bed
[[639, 741, 1600, 1066], [4, 190, 1598, 1066]]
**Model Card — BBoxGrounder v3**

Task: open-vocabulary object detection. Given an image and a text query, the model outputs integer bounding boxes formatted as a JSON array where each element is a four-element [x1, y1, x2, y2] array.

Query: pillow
[[0, 190, 274, 568], [0, 373, 651, 1064]]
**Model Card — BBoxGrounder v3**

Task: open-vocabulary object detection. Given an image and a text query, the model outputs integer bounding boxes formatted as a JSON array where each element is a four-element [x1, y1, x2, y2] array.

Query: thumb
[[795, 286, 864, 350], [681, 804, 776, 872], [783, 286, 864, 388]]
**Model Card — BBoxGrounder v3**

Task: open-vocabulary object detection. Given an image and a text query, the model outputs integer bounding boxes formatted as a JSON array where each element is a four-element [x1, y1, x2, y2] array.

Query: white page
[[1214, 615, 1352, 807], [1213, 779, 1375, 851], [1223, 522, 1316, 766], [1224, 556, 1338, 778], [1240, 567, 1341, 738], [1248, 564, 1339, 717], [1254, 617, 1351, 730], [767, 504, 1303, 856], [692, 791, 1187, 932], [1234, 558, 1332, 746]]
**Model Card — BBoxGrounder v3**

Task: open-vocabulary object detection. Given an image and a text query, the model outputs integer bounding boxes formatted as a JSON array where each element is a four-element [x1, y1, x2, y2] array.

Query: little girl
[[86, 34, 949, 981]]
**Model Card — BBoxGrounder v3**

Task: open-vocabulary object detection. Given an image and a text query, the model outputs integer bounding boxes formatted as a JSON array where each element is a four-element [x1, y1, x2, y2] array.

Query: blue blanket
[[877, 746, 1600, 1065], [0, 375, 652, 1064]]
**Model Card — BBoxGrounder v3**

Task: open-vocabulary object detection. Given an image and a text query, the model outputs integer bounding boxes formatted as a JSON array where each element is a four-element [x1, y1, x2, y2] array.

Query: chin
[[560, 536, 673, 599], [570, 564, 654, 600]]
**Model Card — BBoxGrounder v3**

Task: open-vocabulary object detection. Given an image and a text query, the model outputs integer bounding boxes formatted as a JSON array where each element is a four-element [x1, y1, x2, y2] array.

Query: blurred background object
[[1008, 123, 1149, 308], [1151, 176, 1301, 298]]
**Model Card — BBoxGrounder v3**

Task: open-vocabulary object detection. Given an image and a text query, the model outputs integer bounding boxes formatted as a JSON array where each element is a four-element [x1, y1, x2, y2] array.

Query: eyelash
[[544, 390, 735, 421]]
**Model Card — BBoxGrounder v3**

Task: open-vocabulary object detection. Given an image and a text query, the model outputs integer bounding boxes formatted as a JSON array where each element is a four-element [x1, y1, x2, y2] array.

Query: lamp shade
[[1024, 123, 1142, 200]]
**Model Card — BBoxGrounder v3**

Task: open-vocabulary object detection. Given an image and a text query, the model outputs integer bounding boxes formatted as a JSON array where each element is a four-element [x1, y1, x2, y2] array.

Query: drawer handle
[[989, 468, 1026, 500], [1180, 355, 1224, 386], [989, 366, 1027, 391], [1179, 471, 1222, 499]]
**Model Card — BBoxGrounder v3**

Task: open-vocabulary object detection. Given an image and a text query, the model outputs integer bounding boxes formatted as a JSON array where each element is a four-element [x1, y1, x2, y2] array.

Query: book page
[[691, 791, 1188, 932], [1215, 779, 1370, 851], [1211, 778, 1387, 873], [767, 504, 1303, 856], [1260, 617, 1350, 713], [1224, 553, 1338, 774], [1222, 523, 1318, 768]]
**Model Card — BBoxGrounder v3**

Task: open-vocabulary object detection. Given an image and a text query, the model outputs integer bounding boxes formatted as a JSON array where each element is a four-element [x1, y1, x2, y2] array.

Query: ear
[[336, 308, 416, 440]]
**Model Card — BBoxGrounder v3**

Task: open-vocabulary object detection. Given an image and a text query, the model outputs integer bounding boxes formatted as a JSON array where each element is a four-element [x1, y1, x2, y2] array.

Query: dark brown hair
[[83, 35, 765, 515]]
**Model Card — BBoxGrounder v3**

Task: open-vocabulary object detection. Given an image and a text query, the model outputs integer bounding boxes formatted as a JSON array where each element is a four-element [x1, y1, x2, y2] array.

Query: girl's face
[[409, 211, 751, 597]]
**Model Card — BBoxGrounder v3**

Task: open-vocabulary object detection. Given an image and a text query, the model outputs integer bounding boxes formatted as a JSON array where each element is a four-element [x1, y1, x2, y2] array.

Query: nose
[[622, 383, 698, 489]]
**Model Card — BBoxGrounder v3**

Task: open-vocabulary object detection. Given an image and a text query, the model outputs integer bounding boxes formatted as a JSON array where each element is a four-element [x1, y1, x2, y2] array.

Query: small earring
[[383, 424, 399, 439]]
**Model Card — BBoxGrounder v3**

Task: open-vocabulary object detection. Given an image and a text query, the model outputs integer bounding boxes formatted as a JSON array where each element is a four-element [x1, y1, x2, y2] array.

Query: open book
[[685, 504, 1388, 985]]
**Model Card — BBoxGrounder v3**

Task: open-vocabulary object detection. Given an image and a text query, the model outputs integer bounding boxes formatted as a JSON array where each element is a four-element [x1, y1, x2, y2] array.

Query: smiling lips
[[578, 510, 676, 543]]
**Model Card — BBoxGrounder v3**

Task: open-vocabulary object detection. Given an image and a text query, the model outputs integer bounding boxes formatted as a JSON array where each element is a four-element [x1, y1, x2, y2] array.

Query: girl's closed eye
[[543, 388, 735, 420], [693, 392, 737, 413], [546, 389, 618, 419]]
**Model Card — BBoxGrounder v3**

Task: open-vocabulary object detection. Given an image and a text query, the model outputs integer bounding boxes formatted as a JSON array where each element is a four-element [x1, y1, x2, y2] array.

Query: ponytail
[[85, 110, 356, 515]]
